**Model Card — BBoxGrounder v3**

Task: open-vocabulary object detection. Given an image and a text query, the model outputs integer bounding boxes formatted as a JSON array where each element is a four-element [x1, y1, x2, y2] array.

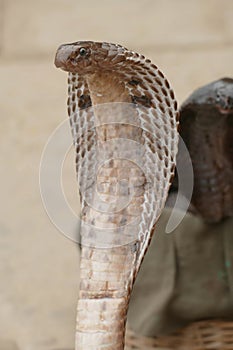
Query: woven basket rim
[[126, 319, 233, 350]]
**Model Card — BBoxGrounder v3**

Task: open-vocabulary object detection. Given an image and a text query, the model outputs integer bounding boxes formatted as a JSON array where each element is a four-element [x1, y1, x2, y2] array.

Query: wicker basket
[[125, 320, 233, 350]]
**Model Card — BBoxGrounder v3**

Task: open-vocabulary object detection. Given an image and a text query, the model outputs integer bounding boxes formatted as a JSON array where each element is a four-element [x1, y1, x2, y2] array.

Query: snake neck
[[68, 69, 145, 248], [86, 71, 131, 105]]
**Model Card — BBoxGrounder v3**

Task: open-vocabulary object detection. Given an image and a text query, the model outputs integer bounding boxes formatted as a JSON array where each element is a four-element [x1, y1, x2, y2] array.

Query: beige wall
[[1, 0, 233, 98], [0, 1, 233, 349]]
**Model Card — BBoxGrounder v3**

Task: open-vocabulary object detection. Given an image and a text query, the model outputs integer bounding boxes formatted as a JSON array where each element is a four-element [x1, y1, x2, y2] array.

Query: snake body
[[55, 41, 178, 349], [176, 78, 233, 222]]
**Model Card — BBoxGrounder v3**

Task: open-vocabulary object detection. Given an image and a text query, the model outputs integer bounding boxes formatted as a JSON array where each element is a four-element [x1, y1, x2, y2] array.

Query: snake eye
[[79, 47, 87, 57]]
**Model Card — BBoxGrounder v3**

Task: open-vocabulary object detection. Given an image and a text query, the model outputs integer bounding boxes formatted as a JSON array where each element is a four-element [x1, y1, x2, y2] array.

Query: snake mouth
[[216, 101, 233, 115], [217, 106, 233, 115], [216, 99, 233, 115], [54, 44, 73, 71]]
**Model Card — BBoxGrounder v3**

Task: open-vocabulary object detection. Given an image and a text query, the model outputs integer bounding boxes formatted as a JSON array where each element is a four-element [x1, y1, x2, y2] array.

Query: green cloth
[[128, 209, 233, 336]]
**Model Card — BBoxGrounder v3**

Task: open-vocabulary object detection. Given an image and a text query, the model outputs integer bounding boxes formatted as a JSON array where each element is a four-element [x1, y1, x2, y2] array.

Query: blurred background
[[0, 0, 233, 349]]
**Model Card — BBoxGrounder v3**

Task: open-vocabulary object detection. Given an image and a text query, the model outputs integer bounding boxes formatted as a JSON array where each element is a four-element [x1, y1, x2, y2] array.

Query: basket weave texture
[[126, 320, 233, 350]]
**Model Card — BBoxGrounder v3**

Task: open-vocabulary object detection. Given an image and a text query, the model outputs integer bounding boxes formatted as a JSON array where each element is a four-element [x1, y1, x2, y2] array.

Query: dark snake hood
[[174, 77, 233, 223]]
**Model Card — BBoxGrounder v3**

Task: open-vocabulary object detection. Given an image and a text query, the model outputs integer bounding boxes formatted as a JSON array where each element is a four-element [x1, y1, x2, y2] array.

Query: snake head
[[180, 77, 233, 127], [55, 40, 127, 74]]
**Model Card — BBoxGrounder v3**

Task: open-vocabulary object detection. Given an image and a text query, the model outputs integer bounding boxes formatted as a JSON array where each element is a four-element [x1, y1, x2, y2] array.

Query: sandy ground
[[0, 1, 233, 349]]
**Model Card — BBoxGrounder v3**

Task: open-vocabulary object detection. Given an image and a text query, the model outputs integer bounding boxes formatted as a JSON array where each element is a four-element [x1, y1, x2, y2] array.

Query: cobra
[[55, 41, 179, 350], [174, 78, 233, 223]]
